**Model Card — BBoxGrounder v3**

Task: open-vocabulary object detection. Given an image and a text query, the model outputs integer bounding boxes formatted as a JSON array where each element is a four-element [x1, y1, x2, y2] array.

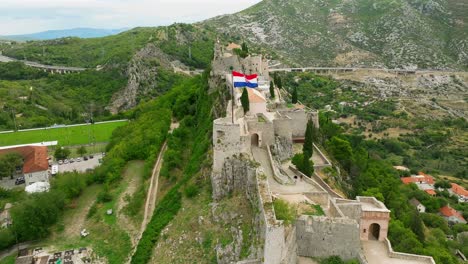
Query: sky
[[0, 0, 262, 35]]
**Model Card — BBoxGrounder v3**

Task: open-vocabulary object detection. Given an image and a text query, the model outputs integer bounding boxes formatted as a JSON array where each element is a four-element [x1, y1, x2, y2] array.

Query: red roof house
[[425, 189, 437, 196], [450, 183, 468, 198], [439, 205, 467, 224], [0, 146, 49, 174]]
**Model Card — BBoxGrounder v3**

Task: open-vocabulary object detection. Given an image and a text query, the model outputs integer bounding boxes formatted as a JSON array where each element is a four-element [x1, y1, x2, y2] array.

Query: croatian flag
[[232, 71, 258, 88]]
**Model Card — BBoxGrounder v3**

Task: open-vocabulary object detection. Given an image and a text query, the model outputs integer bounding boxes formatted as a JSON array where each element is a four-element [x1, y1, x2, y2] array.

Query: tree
[[54, 146, 71, 160], [277, 77, 283, 89], [0, 153, 23, 179], [434, 180, 451, 189], [76, 146, 87, 156], [241, 42, 249, 54], [291, 86, 298, 104], [241, 87, 250, 114], [303, 119, 314, 158], [326, 136, 353, 170], [269, 81, 275, 98], [302, 154, 313, 177]]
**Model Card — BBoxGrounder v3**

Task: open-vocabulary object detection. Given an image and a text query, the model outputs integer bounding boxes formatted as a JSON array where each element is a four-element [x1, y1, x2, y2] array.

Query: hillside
[[204, 0, 468, 70], [0, 28, 127, 41], [0, 24, 215, 69], [0, 24, 217, 127]]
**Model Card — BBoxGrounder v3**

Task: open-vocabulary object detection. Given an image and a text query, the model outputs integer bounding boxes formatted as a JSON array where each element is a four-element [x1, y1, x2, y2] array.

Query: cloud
[[0, 0, 261, 35]]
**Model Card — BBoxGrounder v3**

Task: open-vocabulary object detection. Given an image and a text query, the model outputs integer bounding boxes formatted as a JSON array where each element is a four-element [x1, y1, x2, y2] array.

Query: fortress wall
[[384, 238, 436, 264], [277, 110, 308, 137], [272, 117, 293, 138], [304, 192, 330, 208], [296, 216, 362, 260], [213, 119, 242, 174], [246, 118, 275, 147], [254, 167, 286, 264], [335, 201, 362, 222], [281, 226, 298, 264]]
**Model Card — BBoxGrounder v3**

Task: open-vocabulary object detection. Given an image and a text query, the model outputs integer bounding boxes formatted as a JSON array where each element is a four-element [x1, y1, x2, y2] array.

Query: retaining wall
[[384, 238, 436, 264]]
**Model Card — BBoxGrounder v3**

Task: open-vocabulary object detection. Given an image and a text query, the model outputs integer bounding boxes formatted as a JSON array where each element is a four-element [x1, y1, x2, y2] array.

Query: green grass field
[[0, 121, 127, 147]]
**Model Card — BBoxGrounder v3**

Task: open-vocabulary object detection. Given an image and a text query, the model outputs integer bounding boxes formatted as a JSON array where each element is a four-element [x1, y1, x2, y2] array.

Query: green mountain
[[204, 0, 467, 70], [0, 24, 216, 130]]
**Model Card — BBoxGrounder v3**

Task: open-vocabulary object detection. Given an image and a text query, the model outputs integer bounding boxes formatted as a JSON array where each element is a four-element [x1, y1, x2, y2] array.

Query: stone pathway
[[363, 241, 430, 264], [251, 146, 319, 197]]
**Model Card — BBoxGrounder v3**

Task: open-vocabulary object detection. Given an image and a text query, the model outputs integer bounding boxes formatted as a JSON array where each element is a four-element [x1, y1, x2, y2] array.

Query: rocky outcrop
[[271, 136, 292, 162], [211, 155, 258, 201], [108, 43, 172, 113]]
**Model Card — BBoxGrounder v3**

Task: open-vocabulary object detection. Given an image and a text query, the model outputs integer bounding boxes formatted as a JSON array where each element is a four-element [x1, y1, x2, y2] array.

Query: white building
[[410, 198, 426, 213]]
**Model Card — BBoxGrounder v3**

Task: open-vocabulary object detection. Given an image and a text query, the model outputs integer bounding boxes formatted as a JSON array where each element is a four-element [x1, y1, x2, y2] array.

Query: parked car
[[102, 152, 106, 157], [15, 177, 25, 185], [89, 155, 94, 159], [76, 157, 81, 162], [70, 158, 75, 163], [58, 160, 63, 165], [83, 156, 89, 161], [64, 159, 69, 164]]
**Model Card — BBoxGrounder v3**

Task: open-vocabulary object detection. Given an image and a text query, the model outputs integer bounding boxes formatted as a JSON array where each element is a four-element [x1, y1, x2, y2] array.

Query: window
[[363, 229, 366, 233]]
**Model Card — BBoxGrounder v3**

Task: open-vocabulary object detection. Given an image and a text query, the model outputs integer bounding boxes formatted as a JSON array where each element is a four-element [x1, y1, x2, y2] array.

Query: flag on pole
[[232, 71, 258, 88]]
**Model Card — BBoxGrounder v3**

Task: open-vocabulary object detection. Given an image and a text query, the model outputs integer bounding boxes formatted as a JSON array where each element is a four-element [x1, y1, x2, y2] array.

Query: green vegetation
[[273, 199, 295, 225], [233, 42, 249, 58], [291, 86, 298, 104], [0, 121, 127, 147], [320, 256, 359, 264], [131, 70, 214, 263], [302, 106, 463, 263], [0, 62, 127, 130], [54, 146, 71, 160], [241, 87, 249, 113], [0, 152, 23, 179], [0, 253, 15, 264], [1, 25, 214, 69], [283, 72, 467, 178], [269, 80, 275, 98]]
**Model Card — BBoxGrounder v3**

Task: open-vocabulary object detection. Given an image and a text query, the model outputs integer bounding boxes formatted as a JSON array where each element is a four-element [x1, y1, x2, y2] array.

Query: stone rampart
[[296, 215, 362, 260], [384, 238, 436, 264]]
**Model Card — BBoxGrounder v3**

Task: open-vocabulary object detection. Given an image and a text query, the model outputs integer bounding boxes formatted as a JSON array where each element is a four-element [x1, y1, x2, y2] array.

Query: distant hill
[[203, 0, 468, 70], [0, 28, 129, 41]]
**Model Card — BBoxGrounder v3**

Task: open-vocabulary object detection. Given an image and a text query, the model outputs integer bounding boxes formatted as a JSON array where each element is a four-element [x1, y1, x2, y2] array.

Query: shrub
[[273, 199, 295, 225], [184, 184, 199, 198]]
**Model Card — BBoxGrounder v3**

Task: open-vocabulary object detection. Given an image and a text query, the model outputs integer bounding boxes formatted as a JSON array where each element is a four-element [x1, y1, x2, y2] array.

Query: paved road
[[270, 66, 463, 74], [0, 55, 86, 72]]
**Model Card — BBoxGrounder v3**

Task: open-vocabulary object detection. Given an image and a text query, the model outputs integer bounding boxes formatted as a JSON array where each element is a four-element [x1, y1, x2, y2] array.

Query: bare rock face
[[211, 155, 258, 201], [108, 43, 171, 113], [271, 136, 293, 162]]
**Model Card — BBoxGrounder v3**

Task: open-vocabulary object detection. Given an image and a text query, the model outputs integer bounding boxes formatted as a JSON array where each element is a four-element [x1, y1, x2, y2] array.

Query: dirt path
[[117, 161, 145, 246], [141, 141, 167, 232]]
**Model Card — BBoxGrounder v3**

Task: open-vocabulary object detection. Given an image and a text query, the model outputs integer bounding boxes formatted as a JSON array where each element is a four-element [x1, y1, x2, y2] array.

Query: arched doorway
[[369, 223, 380, 240], [251, 133, 259, 146]]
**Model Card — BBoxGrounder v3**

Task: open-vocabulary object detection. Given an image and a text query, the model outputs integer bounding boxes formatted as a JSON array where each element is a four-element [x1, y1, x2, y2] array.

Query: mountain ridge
[[203, 0, 467, 70], [0, 27, 129, 41]]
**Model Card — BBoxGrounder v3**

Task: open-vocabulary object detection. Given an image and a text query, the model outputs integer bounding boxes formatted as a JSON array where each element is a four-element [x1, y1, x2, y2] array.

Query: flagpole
[[231, 73, 234, 124]]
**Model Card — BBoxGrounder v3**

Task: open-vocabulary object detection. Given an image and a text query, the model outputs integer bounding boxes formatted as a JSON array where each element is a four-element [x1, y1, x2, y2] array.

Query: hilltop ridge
[[204, 0, 468, 70]]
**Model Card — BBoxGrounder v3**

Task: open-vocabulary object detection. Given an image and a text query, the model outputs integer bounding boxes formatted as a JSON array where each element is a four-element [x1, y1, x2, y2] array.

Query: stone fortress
[[210, 42, 436, 264]]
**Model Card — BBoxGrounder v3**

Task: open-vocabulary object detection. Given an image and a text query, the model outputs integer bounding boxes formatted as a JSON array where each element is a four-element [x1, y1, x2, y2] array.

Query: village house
[[400, 172, 435, 191], [410, 198, 426, 213], [449, 183, 468, 203], [439, 205, 467, 224], [0, 146, 49, 186]]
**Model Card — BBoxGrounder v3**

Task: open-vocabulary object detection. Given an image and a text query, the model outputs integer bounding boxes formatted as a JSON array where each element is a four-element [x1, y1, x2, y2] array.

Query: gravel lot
[[57, 153, 104, 173]]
